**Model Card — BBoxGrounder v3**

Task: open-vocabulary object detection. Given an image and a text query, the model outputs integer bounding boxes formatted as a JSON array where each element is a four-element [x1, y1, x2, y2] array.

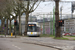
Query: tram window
[[37, 27, 40, 32], [32, 25, 34, 26], [29, 25, 31, 26]]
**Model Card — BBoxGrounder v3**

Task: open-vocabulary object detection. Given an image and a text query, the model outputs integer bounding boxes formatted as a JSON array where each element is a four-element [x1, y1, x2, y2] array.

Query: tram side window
[[37, 27, 40, 32]]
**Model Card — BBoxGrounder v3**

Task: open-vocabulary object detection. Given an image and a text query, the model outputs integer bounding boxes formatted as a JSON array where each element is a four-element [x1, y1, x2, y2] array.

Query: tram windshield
[[28, 24, 36, 32]]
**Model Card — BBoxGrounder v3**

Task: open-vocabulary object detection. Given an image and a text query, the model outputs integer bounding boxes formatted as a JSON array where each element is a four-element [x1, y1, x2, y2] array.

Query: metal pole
[[60, 6, 62, 37], [60, 6, 62, 20], [71, 2, 73, 18], [15, 25, 16, 38], [31, 13, 32, 22], [43, 14, 45, 34], [53, 6, 55, 36], [50, 12, 52, 35]]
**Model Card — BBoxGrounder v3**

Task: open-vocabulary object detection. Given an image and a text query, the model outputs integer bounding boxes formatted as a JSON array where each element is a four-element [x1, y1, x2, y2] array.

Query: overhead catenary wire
[[47, 0, 75, 2]]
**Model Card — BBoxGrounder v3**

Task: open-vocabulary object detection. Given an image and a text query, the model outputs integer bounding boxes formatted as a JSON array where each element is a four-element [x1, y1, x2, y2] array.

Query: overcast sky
[[31, 0, 75, 19], [32, 1, 71, 15]]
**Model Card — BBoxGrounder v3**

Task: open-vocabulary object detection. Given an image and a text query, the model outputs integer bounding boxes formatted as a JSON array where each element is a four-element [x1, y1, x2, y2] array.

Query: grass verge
[[40, 34, 55, 37], [54, 37, 69, 40], [66, 36, 75, 37], [73, 39, 75, 40], [0, 34, 4, 35]]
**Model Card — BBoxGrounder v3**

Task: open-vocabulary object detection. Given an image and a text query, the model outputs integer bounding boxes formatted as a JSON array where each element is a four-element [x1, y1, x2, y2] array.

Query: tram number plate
[[31, 32, 33, 34]]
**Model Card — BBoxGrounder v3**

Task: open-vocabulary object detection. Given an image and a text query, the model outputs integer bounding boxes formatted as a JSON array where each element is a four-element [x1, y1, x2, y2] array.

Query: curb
[[54, 38, 75, 41]]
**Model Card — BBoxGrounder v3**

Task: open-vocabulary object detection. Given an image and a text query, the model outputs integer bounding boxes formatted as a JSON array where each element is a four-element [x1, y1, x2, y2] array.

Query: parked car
[[71, 33, 75, 36], [62, 33, 71, 36]]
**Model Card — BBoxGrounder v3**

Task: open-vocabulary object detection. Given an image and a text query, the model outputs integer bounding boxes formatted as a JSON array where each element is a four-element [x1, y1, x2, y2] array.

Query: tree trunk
[[0, 20, 2, 34], [25, 13, 29, 35], [55, 1, 61, 37], [6, 19, 8, 35], [3, 19, 6, 37], [1, 19, 4, 34], [3, 21, 5, 34], [19, 13, 21, 35], [14, 18, 17, 37], [1, 20, 3, 34], [9, 20, 11, 34]]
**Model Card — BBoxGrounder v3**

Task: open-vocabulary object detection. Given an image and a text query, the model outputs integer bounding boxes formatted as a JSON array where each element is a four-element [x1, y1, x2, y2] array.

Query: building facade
[[38, 18, 75, 34], [64, 18, 75, 33]]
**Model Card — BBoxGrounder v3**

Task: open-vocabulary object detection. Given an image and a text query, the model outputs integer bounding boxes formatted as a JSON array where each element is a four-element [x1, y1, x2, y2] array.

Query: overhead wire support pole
[[43, 14, 45, 34], [71, 2, 73, 18], [49, 0, 74, 2], [50, 12, 52, 35], [39, 14, 71, 15], [53, 6, 55, 36], [60, 6, 63, 37], [60, 6, 62, 20]]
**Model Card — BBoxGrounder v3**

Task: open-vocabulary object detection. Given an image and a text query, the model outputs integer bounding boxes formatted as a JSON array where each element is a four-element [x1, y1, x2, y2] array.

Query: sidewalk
[[0, 35, 21, 38]]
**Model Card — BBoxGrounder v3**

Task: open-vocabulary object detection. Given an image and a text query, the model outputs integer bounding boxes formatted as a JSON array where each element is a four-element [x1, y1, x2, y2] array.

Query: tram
[[27, 22, 41, 36]]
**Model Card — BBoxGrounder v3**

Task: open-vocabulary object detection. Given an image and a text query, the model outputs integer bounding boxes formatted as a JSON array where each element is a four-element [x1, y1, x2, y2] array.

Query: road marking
[[12, 44, 21, 49]]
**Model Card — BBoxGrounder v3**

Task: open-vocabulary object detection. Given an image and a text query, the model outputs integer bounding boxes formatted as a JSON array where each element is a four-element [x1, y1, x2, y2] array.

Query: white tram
[[27, 22, 41, 36]]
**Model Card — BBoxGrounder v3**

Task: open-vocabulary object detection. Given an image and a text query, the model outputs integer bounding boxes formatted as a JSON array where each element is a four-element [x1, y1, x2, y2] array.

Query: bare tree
[[0, 0, 24, 36], [0, 0, 16, 36], [0, 0, 7, 34], [5, 0, 15, 35], [22, 0, 40, 35], [10, 0, 24, 36], [18, 0, 24, 35]]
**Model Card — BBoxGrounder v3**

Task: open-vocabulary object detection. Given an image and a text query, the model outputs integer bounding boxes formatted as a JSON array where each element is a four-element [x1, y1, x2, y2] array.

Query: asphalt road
[[20, 37, 75, 50], [0, 38, 58, 50]]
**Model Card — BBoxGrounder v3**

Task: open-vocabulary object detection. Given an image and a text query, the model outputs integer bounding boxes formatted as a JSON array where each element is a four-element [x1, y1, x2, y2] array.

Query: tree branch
[[32, 1, 40, 12], [29, 1, 36, 12], [29, 1, 40, 13]]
